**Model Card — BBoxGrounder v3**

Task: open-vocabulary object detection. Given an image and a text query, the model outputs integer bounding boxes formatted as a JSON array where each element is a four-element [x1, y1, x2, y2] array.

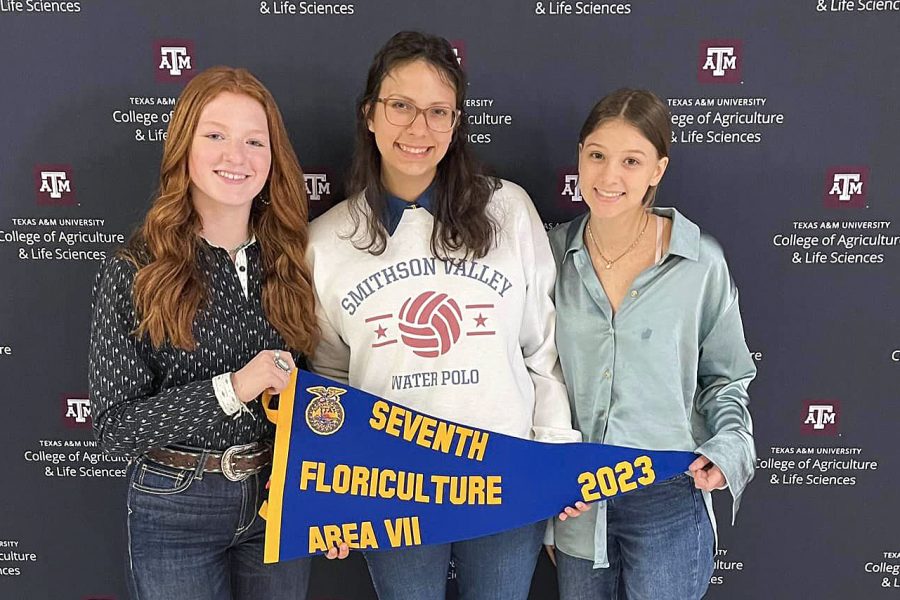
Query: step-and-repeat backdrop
[[1, 1, 898, 598]]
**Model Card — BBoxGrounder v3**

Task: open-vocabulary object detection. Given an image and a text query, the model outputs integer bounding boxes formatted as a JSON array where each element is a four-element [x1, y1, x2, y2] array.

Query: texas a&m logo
[[801, 400, 840, 435], [698, 40, 742, 84], [304, 169, 336, 219], [560, 173, 582, 203], [556, 169, 590, 218], [63, 396, 92, 429], [155, 40, 194, 82], [824, 167, 869, 208], [34, 165, 75, 206], [304, 173, 331, 202], [450, 40, 466, 69]]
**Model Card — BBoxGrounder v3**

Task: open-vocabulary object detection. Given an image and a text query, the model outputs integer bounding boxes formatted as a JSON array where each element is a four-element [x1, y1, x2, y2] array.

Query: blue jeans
[[556, 474, 714, 600], [126, 454, 310, 600], [364, 521, 544, 600]]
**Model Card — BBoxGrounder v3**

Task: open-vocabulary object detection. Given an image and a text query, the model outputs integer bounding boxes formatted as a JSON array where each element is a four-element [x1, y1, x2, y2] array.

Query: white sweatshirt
[[308, 180, 579, 443]]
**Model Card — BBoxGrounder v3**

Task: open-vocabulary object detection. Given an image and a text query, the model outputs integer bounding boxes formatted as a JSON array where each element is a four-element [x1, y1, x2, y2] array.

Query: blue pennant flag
[[262, 370, 697, 563]]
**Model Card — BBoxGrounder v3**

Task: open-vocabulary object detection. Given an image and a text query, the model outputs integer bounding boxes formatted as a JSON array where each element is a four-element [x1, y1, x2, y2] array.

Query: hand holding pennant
[[260, 370, 697, 563]]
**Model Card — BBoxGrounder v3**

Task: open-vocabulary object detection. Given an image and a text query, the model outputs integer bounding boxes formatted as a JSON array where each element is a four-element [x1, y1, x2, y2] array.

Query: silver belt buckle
[[220, 443, 256, 482]]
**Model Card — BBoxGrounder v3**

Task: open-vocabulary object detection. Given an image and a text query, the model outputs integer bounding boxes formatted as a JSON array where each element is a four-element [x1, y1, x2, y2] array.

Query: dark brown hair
[[346, 31, 499, 259], [579, 88, 671, 206], [121, 66, 318, 354]]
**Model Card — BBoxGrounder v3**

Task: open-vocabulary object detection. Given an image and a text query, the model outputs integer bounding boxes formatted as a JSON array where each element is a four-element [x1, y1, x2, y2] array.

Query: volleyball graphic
[[397, 291, 463, 357]]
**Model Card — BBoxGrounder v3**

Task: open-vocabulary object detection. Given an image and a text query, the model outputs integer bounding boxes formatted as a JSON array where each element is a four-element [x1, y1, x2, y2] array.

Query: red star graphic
[[375, 324, 388, 338], [474, 313, 488, 327]]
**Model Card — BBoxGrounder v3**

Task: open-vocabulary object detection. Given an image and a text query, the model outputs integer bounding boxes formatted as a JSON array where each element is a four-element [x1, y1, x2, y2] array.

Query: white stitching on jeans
[[233, 474, 257, 540], [691, 485, 704, 596], [126, 461, 141, 600]]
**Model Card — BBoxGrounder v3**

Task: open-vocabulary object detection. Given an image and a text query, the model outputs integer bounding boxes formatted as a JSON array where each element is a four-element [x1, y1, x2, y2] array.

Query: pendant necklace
[[586, 212, 650, 270]]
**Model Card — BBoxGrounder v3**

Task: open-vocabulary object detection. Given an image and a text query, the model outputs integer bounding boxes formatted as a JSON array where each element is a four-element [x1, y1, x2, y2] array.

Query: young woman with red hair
[[89, 66, 324, 600]]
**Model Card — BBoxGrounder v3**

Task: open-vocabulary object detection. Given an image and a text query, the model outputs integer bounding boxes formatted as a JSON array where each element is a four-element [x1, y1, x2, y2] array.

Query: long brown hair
[[121, 66, 318, 354], [578, 88, 671, 206], [347, 31, 499, 259]]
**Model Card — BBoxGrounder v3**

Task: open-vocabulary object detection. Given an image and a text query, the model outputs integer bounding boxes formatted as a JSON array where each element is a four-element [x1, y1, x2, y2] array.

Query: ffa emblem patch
[[305, 386, 347, 435]]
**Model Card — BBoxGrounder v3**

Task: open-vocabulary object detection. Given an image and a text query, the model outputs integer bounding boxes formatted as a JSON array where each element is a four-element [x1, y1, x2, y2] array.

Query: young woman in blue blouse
[[547, 89, 756, 600]]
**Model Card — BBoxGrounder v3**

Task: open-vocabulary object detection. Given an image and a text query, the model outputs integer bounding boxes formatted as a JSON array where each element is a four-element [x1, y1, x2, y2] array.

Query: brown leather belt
[[145, 442, 272, 482]]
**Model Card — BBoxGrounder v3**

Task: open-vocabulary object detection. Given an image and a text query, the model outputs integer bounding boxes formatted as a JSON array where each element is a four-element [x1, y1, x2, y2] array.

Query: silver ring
[[273, 350, 291, 373]]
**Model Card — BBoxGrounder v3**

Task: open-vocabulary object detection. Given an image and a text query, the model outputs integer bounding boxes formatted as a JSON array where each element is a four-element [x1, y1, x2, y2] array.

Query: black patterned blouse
[[89, 240, 299, 458]]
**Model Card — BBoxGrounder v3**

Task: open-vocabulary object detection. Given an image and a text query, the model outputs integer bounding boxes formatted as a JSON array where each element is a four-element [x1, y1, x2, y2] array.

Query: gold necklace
[[586, 213, 649, 270]]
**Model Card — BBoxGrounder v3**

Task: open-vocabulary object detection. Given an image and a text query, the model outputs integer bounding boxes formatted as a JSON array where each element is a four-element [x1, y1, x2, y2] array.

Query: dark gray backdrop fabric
[[1, 1, 898, 598]]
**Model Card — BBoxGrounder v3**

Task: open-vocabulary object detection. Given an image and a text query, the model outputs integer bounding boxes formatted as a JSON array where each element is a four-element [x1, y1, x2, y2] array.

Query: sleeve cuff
[[533, 426, 582, 444], [213, 373, 244, 417], [696, 431, 756, 524]]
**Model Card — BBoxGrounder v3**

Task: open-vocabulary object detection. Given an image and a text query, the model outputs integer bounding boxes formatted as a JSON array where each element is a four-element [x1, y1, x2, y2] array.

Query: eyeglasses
[[376, 98, 460, 133]]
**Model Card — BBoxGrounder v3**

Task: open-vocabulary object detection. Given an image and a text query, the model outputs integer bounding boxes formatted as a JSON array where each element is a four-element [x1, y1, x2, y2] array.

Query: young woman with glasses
[[307, 31, 585, 599]]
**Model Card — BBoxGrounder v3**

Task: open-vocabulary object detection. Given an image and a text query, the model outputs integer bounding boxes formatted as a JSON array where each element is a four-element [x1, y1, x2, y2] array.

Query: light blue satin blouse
[[548, 207, 756, 567]]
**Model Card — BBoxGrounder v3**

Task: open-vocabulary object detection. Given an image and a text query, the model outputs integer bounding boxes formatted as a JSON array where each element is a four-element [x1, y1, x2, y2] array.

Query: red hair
[[123, 66, 318, 354]]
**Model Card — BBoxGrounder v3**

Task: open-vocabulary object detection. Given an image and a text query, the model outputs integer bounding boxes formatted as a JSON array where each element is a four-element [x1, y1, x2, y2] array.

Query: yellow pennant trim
[[262, 369, 298, 563]]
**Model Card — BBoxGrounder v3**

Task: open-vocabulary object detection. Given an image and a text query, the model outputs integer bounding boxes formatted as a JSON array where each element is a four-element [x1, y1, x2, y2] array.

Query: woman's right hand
[[231, 350, 296, 403], [325, 542, 350, 560]]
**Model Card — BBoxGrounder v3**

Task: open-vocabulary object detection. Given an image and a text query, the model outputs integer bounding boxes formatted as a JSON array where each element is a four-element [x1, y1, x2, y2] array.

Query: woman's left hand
[[689, 455, 727, 491], [557, 501, 591, 521]]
